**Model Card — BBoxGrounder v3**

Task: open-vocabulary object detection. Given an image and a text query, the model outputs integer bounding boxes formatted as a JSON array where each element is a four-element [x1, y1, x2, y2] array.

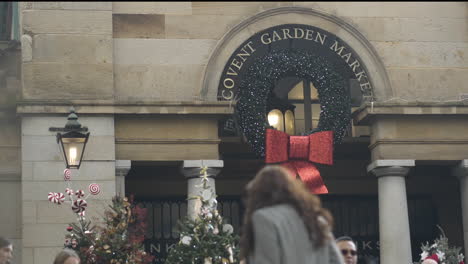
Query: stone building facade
[[0, 2, 467, 264]]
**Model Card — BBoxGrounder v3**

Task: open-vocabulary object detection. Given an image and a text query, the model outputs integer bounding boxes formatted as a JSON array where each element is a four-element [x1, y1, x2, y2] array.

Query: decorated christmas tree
[[64, 195, 154, 264], [418, 226, 464, 264], [165, 167, 240, 264]]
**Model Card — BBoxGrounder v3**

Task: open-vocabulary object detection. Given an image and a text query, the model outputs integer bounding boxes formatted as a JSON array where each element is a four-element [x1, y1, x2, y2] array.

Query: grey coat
[[248, 204, 344, 264]]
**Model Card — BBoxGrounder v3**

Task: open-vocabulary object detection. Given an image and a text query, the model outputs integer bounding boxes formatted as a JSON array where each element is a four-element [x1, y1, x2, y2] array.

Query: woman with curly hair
[[239, 165, 344, 264]]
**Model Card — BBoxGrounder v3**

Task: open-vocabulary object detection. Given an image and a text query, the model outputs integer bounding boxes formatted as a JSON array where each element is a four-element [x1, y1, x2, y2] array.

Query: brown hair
[[239, 165, 333, 259], [53, 248, 80, 264]]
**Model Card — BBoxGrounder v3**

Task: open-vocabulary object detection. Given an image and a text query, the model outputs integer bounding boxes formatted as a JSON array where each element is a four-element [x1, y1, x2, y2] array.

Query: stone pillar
[[368, 160, 415, 264], [115, 160, 131, 197], [452, 159, 468, 257], [181, 160, 223, 220]]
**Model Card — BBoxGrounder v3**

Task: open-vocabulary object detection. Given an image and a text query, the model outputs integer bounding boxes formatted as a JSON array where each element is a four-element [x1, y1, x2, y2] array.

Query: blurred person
[[53, 248, 80, 264], [0, 237, 13, 264], [336, 236, 358, 264], [239, 165, 344, 264]]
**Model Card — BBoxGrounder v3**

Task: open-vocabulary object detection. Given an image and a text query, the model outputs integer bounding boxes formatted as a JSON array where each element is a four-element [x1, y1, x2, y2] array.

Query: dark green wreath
[[235, 49, 351, 158]]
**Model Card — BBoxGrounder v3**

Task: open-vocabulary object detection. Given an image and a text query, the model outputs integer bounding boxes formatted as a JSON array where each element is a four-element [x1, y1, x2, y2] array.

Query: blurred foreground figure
[[239, 165, 344, 264]]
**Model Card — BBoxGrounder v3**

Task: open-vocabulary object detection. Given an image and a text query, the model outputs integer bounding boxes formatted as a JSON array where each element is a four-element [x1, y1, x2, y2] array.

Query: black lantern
[[266, 96, 296, 135], [49, 107, 90, 169]]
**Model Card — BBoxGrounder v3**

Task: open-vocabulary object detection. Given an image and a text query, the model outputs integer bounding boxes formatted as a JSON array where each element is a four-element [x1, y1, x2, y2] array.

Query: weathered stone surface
[[22, 162, 33, 181], [116, 143, 219, 161], [113, 39, 217, 65], [22, 63, 114, 100], [191, 2, 292, 15], [165, 15, 242, 39], [36, 200, 110, 223], [32, 161, 115, 181], [22, 116, 114, 136], [113, 2, 192, 15], [114, 64, 204, 101], [32, 2, 112, 10], [113, 14, 165, 38], [33, 34, 112, 64], [22, 201, 36, 224], [372, 41, 468, 68], [22, 224, 68, 247], [388, 68, 468, 101], [293, 2, 467, 18], [0, 182, 21, 236], [21, 35, 33, 62], [345, 17, 467, 42], [22, 10, 112, 34]]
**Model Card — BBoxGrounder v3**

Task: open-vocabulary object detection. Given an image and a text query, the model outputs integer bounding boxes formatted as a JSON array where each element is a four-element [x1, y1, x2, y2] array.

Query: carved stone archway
[[200, 7, 391, 102]]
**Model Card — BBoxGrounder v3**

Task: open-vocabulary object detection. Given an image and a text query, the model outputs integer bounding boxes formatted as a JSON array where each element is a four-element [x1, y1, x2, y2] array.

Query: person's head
[[239, 165, 333, 259], [336, 236, 358, 264], [0, 237, 13, 264], [53, 248, 80, 264]]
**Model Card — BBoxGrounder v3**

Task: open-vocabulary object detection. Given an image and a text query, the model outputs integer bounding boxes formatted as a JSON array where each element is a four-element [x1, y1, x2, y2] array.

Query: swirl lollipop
[[56, 193, 65, 204], [88, 183, 100, 195], [65, 188, 74, 196], [63, 169, 71, 181], [75, 189, 85, 198], [72, 199, 87, 213], [48, 192, 58, 203]]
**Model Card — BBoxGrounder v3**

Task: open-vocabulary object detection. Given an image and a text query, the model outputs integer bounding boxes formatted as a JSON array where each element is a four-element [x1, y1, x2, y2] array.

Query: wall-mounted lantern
[[267, 96, 296, 135], [49, 107, 90, 169]]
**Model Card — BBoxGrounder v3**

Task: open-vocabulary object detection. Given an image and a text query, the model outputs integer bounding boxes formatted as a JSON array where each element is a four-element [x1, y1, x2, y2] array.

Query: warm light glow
[[268, 109, 284, 131], [284, 110, 295, 135], [69, 147, 77, 165]]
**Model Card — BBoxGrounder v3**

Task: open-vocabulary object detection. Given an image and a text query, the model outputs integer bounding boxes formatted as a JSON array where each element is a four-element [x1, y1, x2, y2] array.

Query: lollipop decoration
[[65, 188, 74, 195], [75, 190, 85, 198], [88, 183, 100, 195], [72, 199, 87, 214], [64, 169, 72, 181], [56, 193, 66, 204], [48, 192, 59, 203]]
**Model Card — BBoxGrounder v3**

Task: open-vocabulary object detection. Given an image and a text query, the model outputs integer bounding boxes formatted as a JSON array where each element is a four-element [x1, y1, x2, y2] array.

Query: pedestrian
[[336, 236, 358, 264], [239, 165, 344, 264], [0, 237, 13, 264], [53, 248, 80, 264]]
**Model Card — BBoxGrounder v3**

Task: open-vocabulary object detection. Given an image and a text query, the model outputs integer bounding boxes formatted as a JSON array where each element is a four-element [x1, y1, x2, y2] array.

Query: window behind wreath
[[0, 2, 19, 41]]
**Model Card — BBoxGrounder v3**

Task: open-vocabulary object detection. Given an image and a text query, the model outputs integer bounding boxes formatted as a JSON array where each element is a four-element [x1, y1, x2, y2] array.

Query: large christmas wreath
[[235, 49, 351, 158]]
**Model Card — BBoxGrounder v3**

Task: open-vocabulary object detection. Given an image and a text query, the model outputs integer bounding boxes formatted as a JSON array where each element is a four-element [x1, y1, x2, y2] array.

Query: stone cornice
[[116, 138, 221, 145], [353, 103, 468, 125], [16, 100, 235, 115]]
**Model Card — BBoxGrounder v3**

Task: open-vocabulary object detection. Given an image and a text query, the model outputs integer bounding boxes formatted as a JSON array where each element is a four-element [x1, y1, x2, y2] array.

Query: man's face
[[64, 256, 80, 264], [337, 240, 357, 264], [0, 244, 13, 264]]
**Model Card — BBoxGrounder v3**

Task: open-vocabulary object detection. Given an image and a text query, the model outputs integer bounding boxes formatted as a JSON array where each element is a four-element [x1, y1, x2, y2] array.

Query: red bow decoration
[[265, 128, 333, 194]]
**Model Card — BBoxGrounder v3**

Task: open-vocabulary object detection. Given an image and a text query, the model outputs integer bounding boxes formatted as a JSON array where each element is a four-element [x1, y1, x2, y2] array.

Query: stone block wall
[[21, 116, 116, 264], [20, 2, 114, 100], [111, 1, 466, 103]]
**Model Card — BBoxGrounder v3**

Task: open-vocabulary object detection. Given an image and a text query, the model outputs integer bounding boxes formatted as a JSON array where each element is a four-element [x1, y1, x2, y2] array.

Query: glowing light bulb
[[69, 147, 77, 165], [268, 114, 279, 126]]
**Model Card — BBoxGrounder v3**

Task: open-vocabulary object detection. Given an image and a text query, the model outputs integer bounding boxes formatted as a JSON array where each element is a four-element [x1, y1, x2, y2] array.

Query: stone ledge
[[353, 103, 468, 125], [16, 101, 235, 115], [367, 159, 415, 172]]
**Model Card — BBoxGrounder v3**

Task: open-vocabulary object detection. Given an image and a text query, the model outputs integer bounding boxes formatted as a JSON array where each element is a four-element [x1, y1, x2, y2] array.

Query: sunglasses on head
[[341, 249, 357, 256]]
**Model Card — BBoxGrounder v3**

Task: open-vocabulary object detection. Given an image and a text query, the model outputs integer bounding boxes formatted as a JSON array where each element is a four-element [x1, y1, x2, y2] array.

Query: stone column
[[181, 160, 223, 220], [368, 160, 415, 264], [115, 160, 131, 197], [452, 159, 468, 257]]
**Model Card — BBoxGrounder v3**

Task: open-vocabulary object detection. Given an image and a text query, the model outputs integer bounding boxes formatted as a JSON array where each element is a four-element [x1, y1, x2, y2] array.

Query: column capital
[[452, 159, 468, 180], [367, 160, 415, 178], [115, 160, 131, 177], [181, 160, 223, 179]]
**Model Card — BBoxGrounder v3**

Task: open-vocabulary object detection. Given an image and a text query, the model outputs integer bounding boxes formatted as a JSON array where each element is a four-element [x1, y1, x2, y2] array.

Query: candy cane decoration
[[88, 183, 100, 195], [63, 169, 72, 181], [72, 199, 87, 213]]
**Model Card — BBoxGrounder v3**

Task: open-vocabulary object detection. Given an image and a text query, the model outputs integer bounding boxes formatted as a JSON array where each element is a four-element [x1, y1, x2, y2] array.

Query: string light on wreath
[[235, 49, 351, 158]]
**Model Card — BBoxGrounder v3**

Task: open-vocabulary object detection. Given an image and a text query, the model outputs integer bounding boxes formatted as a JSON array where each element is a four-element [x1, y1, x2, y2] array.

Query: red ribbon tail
[[293, 161, 328, 194]]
